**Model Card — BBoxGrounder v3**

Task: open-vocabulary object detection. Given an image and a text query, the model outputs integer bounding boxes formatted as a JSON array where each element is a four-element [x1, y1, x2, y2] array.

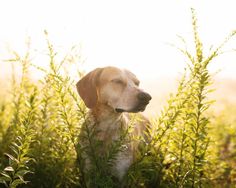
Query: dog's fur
[[76, 66, 152, 182]]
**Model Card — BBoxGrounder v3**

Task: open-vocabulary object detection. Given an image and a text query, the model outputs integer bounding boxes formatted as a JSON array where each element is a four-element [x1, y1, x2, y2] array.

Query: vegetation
[[0, 9, 236, 187]]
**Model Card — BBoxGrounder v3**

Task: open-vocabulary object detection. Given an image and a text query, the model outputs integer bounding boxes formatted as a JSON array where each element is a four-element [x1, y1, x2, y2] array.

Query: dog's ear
[[76, 68, 103, 109]]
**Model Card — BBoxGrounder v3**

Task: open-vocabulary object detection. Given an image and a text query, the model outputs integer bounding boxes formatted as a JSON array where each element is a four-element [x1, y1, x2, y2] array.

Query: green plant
[[0, 87, 38, 187], [124, 8, 236, 188]]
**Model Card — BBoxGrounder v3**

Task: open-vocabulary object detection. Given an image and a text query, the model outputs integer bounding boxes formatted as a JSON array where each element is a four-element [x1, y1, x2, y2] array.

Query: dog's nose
[[137, 92, 152, 102]]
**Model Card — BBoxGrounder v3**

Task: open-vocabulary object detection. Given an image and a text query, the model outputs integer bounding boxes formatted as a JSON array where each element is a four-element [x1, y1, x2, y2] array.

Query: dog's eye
[[112, 79, 124, 85], [134, 80, 140, 86]]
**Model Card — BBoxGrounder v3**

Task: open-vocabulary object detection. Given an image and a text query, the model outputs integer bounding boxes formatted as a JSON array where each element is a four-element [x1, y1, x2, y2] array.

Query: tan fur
[[76, 66, 151, 181]]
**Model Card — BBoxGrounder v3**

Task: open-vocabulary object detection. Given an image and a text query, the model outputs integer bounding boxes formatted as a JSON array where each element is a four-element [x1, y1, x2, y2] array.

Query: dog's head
[[76, 66, 151, 113]]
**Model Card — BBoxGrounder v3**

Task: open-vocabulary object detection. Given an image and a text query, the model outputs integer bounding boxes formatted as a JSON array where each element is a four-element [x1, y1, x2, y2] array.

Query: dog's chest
[[87, 114, 134, 179]]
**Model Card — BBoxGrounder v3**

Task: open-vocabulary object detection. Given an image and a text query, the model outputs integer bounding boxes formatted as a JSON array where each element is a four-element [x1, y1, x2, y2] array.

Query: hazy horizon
[[1, 69, 235, 117]]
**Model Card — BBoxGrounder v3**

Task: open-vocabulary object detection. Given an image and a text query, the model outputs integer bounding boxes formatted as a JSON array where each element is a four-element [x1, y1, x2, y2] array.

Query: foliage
[[0, 9, 236, 188]]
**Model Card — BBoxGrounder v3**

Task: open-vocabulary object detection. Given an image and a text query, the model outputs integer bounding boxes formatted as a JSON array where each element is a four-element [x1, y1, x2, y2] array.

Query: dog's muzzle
[[137, 92, 152, 102], [133, 91, 152, 112], [115, 92, 152, 113]]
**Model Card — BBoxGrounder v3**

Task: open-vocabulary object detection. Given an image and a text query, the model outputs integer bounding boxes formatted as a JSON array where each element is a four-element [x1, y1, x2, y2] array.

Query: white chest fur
[[80, 113, 135, 180]]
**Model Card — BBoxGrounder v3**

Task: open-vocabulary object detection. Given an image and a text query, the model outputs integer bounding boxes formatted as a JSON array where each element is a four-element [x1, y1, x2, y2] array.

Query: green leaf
[[0, 171, 11, 181], [4, 166, 14, 172], [0, 179, 7, 186], [9, 145, 19, 156], [4, 153, 19, 163], [10, 179, 26, 188], [15, 169, 31, 177]]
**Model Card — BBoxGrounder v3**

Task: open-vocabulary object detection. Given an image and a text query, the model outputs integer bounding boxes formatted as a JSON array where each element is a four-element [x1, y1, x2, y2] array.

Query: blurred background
[[0, 0, 236, 117]]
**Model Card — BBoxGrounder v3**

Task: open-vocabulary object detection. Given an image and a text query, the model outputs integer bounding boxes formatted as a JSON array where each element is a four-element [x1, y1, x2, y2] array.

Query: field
[[0, 10, 236, 188]]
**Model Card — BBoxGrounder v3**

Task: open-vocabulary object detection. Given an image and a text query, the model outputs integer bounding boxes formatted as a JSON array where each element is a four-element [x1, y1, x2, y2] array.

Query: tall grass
[[0, 9, 236, 188]]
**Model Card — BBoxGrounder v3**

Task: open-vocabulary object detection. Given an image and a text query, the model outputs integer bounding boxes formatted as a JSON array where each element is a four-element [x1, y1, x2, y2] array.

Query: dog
[[76, 66, 152, 184]]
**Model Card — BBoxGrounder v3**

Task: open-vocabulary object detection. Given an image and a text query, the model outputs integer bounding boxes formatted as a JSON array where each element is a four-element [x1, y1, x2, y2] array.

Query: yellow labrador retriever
[[76, 66, 151, 182]]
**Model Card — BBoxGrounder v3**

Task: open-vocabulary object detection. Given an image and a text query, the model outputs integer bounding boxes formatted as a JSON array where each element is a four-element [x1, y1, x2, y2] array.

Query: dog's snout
[[137, 92, 152, 102]]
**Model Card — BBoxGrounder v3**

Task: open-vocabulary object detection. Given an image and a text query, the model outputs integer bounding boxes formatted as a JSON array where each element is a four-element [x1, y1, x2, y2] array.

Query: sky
[[0, 0, 236, 83]]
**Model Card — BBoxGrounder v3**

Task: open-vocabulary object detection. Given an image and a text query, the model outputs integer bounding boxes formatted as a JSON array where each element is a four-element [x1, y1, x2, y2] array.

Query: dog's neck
[[91, 103, 123, 124], [89, 103, 129, 142]]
